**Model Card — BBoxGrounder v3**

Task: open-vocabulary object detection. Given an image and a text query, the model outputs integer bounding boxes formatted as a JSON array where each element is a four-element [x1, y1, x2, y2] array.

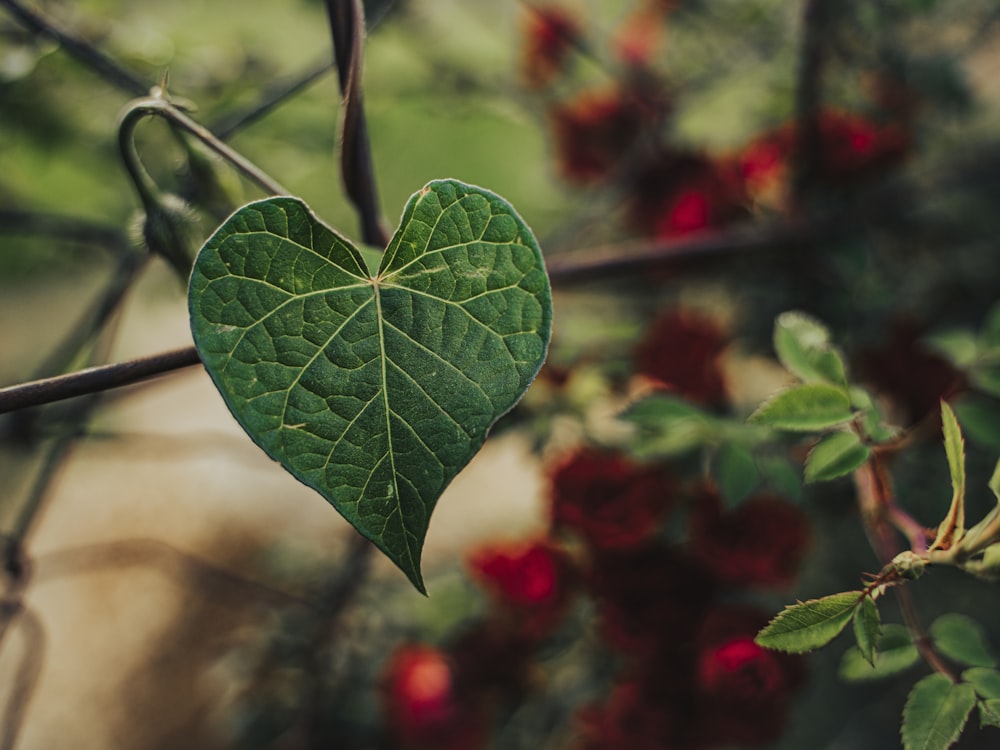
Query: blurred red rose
[[381, 643, 487, 748], [585, 542, 716, 658], [634, 307, 729, 406], [549, 448, 674, 549], [521, 6, 580, 88], [691, 605, 805, 746], [855, 318, 965, 427], [549, 85, 666, 183], [467, 539, 574, 637], [574, 677, 683, 750], [689, 487, 811, 589]]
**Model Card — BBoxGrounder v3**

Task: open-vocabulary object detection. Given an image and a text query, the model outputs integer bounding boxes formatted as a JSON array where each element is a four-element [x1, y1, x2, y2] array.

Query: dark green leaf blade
[[756, 591, 861, 653], [931, 614, 997, 668], [902, 673, 977, 750], [840, 624, 919, 681], [853, 594, 881, 665], [805, 430, 871, 483], [189, 181, 552, 592], [749, 383, 854, 432]]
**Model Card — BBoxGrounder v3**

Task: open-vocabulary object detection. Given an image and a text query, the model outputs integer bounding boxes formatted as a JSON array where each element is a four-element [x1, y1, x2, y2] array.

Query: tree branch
[[0, 347, 201, 415]]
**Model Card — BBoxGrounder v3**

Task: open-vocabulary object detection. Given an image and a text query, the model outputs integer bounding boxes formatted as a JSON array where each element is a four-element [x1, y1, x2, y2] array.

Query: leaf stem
[[0, 347, 201, 415], [119, 95, 290, 199]]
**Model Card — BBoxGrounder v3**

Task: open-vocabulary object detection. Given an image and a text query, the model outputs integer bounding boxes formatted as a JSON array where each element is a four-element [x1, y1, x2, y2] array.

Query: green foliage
[[188, 180, 552, 591], [773, 310, 849, 387], [840, 624, 920, 682], [931, 401, 966, 551], [902, 673, 977, 750], [930, 614, 997, 668], [755, 591, 861, 653], [804, 430, 870, 483], [749, 383, 854, 431], [852, 594, 881, 666]]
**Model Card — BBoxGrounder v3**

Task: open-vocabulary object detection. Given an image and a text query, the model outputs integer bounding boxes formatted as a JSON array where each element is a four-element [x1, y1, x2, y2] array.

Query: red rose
[[549, 448, 674, 549], [381, 644, 486, 748], [689, 487, 811, 589], [467, 540, 573, 637], [521, 6, 580, 88], [633, 307, 729, 405]]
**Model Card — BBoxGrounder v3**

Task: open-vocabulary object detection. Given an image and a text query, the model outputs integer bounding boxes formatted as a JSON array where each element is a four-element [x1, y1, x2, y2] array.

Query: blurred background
[[3, 0, 1000, 748]]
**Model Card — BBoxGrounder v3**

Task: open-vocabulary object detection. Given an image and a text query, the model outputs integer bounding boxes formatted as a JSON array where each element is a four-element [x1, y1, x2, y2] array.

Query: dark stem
[[0, 347, 201, 415], [324, 0, 390, 247], [0, 209, 130, 257], [0, 0, 148, 96], [792, 0, 829, 207]]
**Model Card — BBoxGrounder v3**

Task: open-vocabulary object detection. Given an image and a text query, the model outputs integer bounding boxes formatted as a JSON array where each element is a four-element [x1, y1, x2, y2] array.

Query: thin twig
[[792, 0, 829, 206], [0, 0, 148, 96], [324, 0, 390, 247], [0, 209, 130, 257], [0, 347, 201, 415]]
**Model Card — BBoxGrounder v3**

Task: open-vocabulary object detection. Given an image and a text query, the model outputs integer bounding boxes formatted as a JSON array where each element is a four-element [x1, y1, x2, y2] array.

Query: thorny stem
[[855, 455, 957, 681]]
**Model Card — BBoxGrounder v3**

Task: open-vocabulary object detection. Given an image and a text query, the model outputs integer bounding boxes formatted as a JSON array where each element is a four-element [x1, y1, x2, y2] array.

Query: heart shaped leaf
[[188, 180, 552, 592]]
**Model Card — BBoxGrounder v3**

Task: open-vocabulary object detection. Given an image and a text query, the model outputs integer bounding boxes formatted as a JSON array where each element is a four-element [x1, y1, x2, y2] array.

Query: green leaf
[[188, 180, 552, 593], [902, 673, 977, 750], [773, 311, 848, 386], [755, 591, 861, 653], [840, 624, 919, 681], [931, 402, 966, 551], [805, 430, 871, 483], [979, 700, 1000, 729], [749, 383, 854, 432], [931, 614, 997, 668], [623, 394, 716, 458], [924, 328, 979, 370], [972, 366, 1000, 399], [714, 441, 760, 508], [952, 394, 1000, 453], [990, 458, 1000, 503], [963, 667, 1000, 699], [757, 454, 804, 501], [853, 594, 881, 666]]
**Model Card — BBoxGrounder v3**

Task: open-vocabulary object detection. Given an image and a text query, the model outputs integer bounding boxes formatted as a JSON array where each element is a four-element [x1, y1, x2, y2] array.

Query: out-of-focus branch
[[0, 347, 201, 415], [792, 0, 830, 206], [0, 209, 131, 257], [0, 0, 148, 96], [324, 0, 390, 247]]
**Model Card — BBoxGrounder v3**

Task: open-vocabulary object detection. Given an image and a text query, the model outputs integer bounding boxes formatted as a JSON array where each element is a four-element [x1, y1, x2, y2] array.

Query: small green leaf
[[756, 591, 861, 653], [931, 614, 997, 668], [931, 402, 966, 551], [971, 367, 1000, 399], [963, 667, 1000, 699], [714, 442, 760, 508], [952, 394, 1000, 453], [980, 303, 1000, 349], [990, 458, 1000, 503], [749, 383, 854, 432], [805, 430, 871, 483], [853, 595, 881, 666], [757, 454, 804, 501], [840, 624, 919, 681], [773, 311, 848, 386], [189, 181, 552, 592], [924, 328, 979, 370], [978, 700, 1000, 729], [623, 394, 716, 458], [902, 673, 977, 750]]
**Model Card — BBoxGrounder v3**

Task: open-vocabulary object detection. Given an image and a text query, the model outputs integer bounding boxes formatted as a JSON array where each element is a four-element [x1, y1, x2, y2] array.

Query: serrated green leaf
[[756, 591, 861, 653], [188, 180, 552, 593], [931, 402, 966, 551], [853, 594, 881, 665], [749, 383, 854, 432], [840, 624, 919, 681], [952, 394, 1000, 452], [714, 441, 760, 508], [773, 311, 848, 386], [978, 700, 1000, 729], [805, 430, 871, 483], [931, 614, 997, 668], [963, 667, 1000, 699], [902, 673, 976, 750]]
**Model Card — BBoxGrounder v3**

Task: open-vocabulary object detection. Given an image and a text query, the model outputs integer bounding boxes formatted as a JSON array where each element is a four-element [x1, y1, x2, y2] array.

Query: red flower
[[467, 540, 573, 637], [574, 677, 684, 750], [585, 543, 716, 658], [855, 319, 965, 427], [691, 606, 805, 746], [549, 448, 674, 549], [689, 487, 811, 589], [633, 307, 729, 405], [521, 6, 580, 88], [381, 644, 486, 748], [549, 85, 666, 183], [626, 151, 748, 238]]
